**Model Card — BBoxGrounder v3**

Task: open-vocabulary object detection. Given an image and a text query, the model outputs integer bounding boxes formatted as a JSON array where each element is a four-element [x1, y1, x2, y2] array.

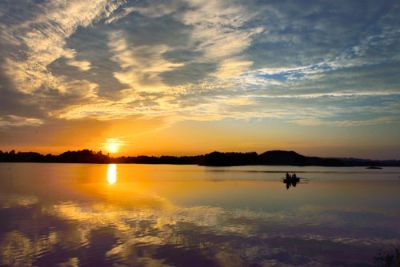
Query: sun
[[105, 138, 120, 153], [107, 142, 119, 153]]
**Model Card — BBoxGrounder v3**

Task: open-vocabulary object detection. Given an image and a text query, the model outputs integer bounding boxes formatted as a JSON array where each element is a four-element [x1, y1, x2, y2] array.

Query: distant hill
[[202, 150, 398, 166], [0, 149, 399, 167], [258, 150, 344, 166], [259, 150, 307, 165]]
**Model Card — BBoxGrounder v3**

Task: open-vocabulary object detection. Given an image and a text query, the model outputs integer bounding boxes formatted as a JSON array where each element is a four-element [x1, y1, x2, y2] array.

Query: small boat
[[284, 173, 300, 182], [283, 173, 301, 189]]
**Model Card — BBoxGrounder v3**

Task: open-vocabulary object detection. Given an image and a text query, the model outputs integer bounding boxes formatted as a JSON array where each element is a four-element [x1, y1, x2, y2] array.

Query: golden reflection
[[107, 164, 117, 185]]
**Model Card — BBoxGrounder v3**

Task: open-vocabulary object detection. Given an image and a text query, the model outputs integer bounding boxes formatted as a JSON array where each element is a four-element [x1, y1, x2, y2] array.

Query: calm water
[[1, 163, 400, 266]]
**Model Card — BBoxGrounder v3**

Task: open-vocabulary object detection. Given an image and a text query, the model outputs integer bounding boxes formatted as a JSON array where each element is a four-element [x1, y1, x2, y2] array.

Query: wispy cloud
[[108, 30, 184, 92], [1, 0, 125, 93], [0, 115, 43, 127]]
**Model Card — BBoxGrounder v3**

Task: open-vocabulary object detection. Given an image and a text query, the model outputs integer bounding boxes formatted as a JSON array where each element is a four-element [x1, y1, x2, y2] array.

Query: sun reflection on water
[[107, 164, 117, 185]]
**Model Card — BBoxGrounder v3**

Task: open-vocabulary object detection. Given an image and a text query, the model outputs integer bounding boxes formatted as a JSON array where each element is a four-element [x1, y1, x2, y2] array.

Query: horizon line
[[1, 148, 400, 162]]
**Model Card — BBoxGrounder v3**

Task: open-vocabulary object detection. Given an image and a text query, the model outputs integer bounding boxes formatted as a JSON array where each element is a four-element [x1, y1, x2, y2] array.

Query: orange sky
[[1, 117, 399, 159]]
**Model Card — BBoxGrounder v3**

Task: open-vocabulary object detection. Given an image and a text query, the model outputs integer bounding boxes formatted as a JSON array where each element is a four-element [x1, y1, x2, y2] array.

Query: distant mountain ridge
[[1, 149, 399, 167]]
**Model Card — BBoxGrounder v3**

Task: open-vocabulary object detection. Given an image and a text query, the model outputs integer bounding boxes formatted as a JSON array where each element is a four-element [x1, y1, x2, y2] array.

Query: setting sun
[[105, 138, 121, 154]]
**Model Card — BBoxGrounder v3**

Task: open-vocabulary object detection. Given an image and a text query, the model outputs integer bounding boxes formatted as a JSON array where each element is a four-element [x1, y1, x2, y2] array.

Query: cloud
[[178, 0, 262, 78], [0, 0, 399, 132], [1, 0, 124, 92], [0, 115, 43, 127], [213, 58, 253, 79], [66, 59, 92, 71], [0, 0, 127, 123], [108, 31, 184, 93]]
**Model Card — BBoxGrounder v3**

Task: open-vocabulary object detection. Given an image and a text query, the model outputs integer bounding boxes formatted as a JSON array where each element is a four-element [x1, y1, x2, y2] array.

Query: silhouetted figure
[[283, 173, 300, 189]]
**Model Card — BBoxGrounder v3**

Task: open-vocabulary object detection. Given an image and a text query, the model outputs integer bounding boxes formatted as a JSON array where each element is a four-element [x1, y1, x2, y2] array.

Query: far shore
[[1, 149, 399, 167]]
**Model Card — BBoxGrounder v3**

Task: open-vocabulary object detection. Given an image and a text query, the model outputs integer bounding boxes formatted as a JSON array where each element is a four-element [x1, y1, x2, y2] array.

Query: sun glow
[[105, 138, 121, 153], [107, 164, 117, 185]]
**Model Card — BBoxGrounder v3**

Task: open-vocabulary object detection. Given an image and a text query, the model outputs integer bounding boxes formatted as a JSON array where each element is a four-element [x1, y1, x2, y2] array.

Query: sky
[[0, 0, 400, 159]]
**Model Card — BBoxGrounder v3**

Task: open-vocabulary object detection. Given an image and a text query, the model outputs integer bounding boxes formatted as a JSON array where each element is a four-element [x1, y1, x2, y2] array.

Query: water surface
[[1, 163, 399, 266]]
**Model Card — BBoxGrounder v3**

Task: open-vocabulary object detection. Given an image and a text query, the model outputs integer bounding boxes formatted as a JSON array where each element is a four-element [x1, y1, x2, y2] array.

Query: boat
[[283, 173, 300, 182], [283, 176, 300, 183], [283, 173, 301, 189]]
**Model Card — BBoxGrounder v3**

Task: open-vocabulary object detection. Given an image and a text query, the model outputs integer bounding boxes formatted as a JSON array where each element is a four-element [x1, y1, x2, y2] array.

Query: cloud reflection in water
[[0, 164, 400, 266]]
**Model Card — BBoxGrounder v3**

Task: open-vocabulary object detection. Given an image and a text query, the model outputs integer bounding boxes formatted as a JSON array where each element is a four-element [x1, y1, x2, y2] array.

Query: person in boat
[[292, 173, 297, 179], [286, 172, 290, 179]]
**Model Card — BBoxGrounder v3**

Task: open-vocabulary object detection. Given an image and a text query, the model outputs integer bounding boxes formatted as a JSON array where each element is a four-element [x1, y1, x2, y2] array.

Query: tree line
[[1, 149, 399, 166]]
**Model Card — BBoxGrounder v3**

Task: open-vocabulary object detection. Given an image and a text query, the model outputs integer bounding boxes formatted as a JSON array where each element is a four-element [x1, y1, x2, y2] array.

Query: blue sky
[[0, 0, 399, 158]]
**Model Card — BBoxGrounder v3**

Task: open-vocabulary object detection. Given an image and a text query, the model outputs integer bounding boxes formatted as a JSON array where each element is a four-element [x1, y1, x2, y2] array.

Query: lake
[[1, 163, 399, 266]]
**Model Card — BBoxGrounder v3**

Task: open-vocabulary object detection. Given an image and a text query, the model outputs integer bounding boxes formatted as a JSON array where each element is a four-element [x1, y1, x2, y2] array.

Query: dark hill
[[259, 150, 307, 165], [203, 151, 258, 166], [258, 150, 345, 166]]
